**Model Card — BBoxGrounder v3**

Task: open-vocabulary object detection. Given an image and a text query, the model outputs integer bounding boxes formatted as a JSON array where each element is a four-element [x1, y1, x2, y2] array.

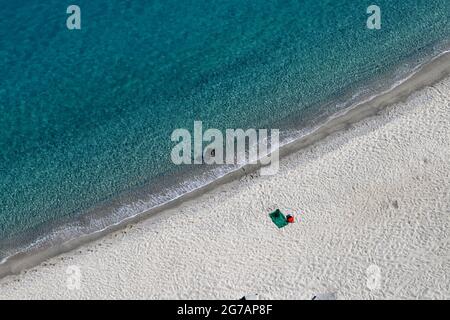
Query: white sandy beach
[[0, 76, 449, 300]]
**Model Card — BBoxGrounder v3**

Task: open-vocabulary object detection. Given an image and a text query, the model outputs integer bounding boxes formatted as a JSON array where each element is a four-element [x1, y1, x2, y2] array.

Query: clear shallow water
[[0, 1, 449, 258]]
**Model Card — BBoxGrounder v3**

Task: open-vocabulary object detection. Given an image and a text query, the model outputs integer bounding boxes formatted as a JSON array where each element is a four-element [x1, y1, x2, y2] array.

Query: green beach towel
[[269, 209, 288, 229]]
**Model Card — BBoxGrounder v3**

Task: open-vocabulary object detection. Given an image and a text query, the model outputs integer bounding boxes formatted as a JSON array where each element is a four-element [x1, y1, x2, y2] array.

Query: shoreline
[[1, 49, 450, 280]]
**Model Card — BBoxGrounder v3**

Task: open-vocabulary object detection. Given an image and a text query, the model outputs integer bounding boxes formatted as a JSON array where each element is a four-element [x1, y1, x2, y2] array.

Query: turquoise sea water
[[1, 1, 449, 258]]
